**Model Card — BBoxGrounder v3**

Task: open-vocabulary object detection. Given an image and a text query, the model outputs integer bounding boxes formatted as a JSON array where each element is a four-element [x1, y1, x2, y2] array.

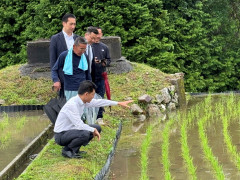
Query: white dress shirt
[[54, 95, 118, 133], [62, 30, 74, 50]]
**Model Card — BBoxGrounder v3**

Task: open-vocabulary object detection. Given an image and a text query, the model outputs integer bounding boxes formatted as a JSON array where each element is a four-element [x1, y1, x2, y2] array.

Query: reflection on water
[[109, 95, 240, 180], [0, 110, 50, 172], [109, 149, 141, 180]]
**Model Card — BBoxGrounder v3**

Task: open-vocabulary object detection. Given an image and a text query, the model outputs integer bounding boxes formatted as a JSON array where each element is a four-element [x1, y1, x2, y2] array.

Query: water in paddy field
[[108, 94, 240, 180], [0, 110, 50, 172]]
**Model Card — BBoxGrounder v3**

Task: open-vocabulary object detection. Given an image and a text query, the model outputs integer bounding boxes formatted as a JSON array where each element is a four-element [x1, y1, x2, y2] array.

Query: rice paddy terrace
[[0, 110, 50, 174], [109, 94, 240, 180]]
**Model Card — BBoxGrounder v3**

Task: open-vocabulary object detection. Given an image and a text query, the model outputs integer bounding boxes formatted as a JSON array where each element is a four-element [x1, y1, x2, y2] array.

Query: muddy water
[[0, 110, 50, 172], [108, 95, 240, 180]]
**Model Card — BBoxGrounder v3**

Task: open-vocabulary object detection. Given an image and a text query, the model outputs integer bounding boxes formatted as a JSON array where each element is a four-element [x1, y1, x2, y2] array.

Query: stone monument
[[19, 39, 51, 79], [20, 36, 132, 79], [100, 36, 133, 74]]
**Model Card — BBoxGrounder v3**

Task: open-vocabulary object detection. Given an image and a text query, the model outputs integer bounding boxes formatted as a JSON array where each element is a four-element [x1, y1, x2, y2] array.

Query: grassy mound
[[0, 64, 55, 105], [0, 62, 170, 179]]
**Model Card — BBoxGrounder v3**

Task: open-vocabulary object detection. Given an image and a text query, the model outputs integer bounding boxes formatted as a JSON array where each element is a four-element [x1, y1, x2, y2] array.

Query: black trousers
[[54, 124, 101, 153]]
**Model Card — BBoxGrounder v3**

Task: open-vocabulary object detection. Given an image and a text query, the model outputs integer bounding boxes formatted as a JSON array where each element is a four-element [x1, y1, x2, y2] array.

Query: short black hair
[[95, 26, 102, 30], [86, 26, 99, 34], [74, 36, 87, 46], [62, 13, 76, 22], [78, 80, 97, 95]]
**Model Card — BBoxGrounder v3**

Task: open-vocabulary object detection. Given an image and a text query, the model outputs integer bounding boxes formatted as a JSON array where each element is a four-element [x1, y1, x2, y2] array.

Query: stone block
[[131, 104, 143, 115], [100, 36, 121, 60], [147, 104, 162, 118], [107, 58, 133, 74], [27, 40, 50, 64], [138, 94, 152, 103]]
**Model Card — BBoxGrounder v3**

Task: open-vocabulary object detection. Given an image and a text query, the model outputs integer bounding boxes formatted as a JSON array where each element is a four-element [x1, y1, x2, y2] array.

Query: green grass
[[17, 116, 122, 180], [109, 62, 170, 101], [0, 64, 55, 105]]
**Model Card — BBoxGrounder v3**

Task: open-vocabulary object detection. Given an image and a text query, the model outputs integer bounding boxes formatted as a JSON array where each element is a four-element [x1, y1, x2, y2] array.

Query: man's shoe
[[62, 149, 82, 159], [72, 152, 82, 159], [62, 149, 73, 158], [96, 118, 105, 125], [78, 151, 87, 155]]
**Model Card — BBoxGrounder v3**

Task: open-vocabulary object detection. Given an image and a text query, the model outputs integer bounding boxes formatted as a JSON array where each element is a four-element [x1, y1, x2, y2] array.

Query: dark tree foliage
[[1, 0, 240, 92]]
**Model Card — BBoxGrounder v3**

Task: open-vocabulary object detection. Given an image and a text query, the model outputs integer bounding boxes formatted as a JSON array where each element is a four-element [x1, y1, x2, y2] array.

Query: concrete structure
[[0, 124, 53, 180]]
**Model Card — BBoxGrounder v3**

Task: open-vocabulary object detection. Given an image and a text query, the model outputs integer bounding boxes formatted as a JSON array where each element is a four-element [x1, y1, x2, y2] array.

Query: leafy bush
[[1, 0, 240, 92]]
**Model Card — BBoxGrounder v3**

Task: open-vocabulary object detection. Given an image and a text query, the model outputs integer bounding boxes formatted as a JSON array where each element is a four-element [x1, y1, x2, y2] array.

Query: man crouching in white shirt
[[54, 80, 133, 158]]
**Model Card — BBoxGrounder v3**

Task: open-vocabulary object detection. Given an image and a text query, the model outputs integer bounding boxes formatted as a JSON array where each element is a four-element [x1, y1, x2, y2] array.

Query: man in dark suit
[[91, 27, 111, 124], [84, 26, 99, 74], [50, 13, 78, 98]]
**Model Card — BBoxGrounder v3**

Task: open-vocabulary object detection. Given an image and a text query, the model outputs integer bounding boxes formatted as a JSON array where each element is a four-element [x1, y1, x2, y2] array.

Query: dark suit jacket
[[49, 31, 78, 83]]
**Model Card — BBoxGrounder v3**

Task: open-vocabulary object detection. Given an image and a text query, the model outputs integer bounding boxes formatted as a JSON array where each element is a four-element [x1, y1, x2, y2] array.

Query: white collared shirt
[[54, 95, 118, 133], [62, 30, 74, 50]]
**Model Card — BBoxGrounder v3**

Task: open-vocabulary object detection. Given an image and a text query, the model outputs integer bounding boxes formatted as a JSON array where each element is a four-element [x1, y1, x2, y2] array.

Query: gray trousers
[[54, 124, 101, 153]]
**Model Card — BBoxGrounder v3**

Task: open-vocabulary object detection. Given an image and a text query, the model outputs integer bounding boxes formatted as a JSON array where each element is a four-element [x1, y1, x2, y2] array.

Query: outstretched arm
[[117, 100, 134, 108], [86, 99, 133, 108]]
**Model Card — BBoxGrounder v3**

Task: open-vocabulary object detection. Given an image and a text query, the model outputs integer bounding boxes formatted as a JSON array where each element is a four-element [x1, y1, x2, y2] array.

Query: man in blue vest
[[51, 37, 91, 101]]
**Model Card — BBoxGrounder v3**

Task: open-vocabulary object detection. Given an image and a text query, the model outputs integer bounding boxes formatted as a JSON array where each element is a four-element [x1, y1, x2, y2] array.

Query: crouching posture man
[[54, 80, 133, 158]]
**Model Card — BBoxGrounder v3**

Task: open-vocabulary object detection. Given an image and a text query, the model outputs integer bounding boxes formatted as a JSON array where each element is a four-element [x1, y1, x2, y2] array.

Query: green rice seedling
[[16, 116, 27, 130], [216, 100, 223, 116], [180, 115, 197, 180], [198, 118, 225, 180], [229, 94, 239, 121], [161, 119, 175, 180], [0, 112, 9, 130], [222, 115, 240, 170], [0, 131, 12, 149], [204, 94, 212, 112], [226, 93, 235, 119], [140, 125, 153, 180], [236, 99, 240, 119], [203, 94, 213, 124], [188, 106, 198, 127], [236, 100, 240, 120]]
